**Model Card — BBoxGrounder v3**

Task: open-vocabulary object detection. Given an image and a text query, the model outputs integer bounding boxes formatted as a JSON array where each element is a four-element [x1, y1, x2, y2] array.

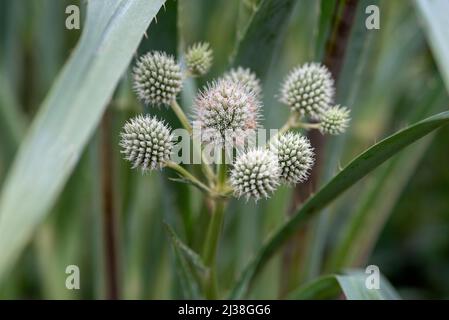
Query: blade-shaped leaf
[[0, 0, 166, 280], [164, 223, 208, 299], [230, 110, 449, 298], [288, 270, 400, 300], [414, 0, 449, 92], [231, 0, 298, 79]]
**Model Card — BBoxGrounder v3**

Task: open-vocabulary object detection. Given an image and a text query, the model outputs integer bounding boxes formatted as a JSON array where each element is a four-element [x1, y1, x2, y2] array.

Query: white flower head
[[192, 79, 261, 148], [230, 148, 280, 201], [270, 132, 314, 185], [120, 115, 173, 171], [279, 62, 334, 119], [133, 51, 183, 107]]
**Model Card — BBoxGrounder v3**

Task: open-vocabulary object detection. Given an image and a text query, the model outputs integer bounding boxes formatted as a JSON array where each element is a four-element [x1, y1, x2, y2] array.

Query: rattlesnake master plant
[[120, 115, 173, 171], [133, 51, 183, 107], [120, 46, 354, 300]]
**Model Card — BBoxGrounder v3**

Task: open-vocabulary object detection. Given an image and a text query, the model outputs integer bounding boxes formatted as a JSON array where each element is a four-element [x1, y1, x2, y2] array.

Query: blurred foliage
[[0, 0, 448, 299]]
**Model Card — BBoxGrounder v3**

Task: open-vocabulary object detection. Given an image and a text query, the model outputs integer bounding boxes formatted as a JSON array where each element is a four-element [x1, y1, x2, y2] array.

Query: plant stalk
[[202, 149, 227, 298], [100, 108, 120, 300]]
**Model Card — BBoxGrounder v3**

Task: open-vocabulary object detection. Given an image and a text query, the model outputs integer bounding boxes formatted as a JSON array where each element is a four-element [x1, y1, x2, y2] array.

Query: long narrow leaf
[[230, 110, 449, 298], [288, 271, 400, 300], [0, 0, 166, 280], [414, 0, 449, 92]]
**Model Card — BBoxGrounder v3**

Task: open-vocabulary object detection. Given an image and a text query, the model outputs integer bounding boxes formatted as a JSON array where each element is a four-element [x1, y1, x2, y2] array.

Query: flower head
[[120, 115, 173, 171], [319, 105, 351, 135], [270, 132, 314, 184], [279, 63, 334, 119], [193, 79, 261, 148], [222, 67, 262, 100], [185, 42, 213, 76], [133, 51, 183, 107], [230, 148, 280, 201]]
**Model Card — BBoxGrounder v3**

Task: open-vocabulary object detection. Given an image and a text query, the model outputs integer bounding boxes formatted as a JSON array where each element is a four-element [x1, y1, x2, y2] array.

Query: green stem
[[202, 149, 227, 299], [170, 99, 215, 184], [166, 161, 211, 194], [170, 100, 192, 134]]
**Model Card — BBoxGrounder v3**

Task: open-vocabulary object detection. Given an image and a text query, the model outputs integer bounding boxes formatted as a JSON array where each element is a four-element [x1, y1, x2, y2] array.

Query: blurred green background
[[0, 0, 448, 299]]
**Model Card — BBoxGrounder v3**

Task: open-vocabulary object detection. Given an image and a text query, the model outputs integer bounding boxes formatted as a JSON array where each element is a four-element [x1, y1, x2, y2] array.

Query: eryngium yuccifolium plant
[[319, 105, 351, 135], [279, 63, 334, 119], [270, 132, 314, 184], [193, 79, 261, 147], [133, 51, 183, 107], [230, 148, 280, 201], [222, 67, 262, 99], [120, 115, 173, 171], [185, 42, 213, 76]]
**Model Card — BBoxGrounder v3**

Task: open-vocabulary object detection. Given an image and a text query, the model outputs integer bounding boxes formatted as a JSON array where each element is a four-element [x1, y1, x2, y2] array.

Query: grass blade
[[287, 270, 400, 300], [229, 110, 449, 298], [0, 0, 166, 280], [231, 0, 298, 79], [414, 0, 449, 92]]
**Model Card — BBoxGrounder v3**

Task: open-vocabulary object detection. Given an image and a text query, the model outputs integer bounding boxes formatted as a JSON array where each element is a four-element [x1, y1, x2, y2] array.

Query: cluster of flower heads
[[279, 62, 351, 135], [120, 42, 351, 201]]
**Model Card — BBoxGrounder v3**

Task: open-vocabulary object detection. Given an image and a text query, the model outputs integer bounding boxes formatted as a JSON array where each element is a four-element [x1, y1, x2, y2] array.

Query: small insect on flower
[[230, 148, 280, 201], [279, 62, 334, 119], [270, 132, 314, 185], [193, 79, 261, 148], [133, 51, 183, 107], [120, 115, 173, 172], [185, 42, 213, 77], [222, 67, 262, 100], [319, 105, 351, 135]]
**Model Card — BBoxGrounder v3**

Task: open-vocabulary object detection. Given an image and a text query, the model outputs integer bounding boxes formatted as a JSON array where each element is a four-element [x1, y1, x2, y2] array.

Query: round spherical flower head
[[133, 51, 183, 107], [279, 62, 334, 119], [319, 105, 351, 135], [185, 42, 213, 76], [230, 148, 280, 201], [270, 132, 314, 185], [193, 79, 261, 148], [222, 67, 262, 100], [120, 115, 173, 171]]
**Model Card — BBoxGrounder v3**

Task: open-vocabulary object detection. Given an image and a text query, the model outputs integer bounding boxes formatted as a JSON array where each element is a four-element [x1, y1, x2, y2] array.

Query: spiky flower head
[[319, 105, 351, 135], [230, 148, 280, 201], [222, 67, 262, 99], [120, 115, 173, 171], [279, 63, 334, 119], [133, 51, 183, 107], [185, 42, 213, 77], [193, 79, 261, 148], [270, 132, 314, 185]]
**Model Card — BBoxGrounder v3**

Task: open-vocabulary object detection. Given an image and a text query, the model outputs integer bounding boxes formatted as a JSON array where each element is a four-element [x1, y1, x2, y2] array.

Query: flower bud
[[222, 67, 262, 100], [185, 42, 213, 76], [319, 105, 351, 135]]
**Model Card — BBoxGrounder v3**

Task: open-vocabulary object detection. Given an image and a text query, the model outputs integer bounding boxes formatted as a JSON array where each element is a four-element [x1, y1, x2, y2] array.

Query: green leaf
[[414, 0, 449, 92], [229, 110, 449, 298], [288, 271, 400, 300], [231, 0, 298, 79], [164, 223, 208, 299], [0, 0, 166, 280]]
